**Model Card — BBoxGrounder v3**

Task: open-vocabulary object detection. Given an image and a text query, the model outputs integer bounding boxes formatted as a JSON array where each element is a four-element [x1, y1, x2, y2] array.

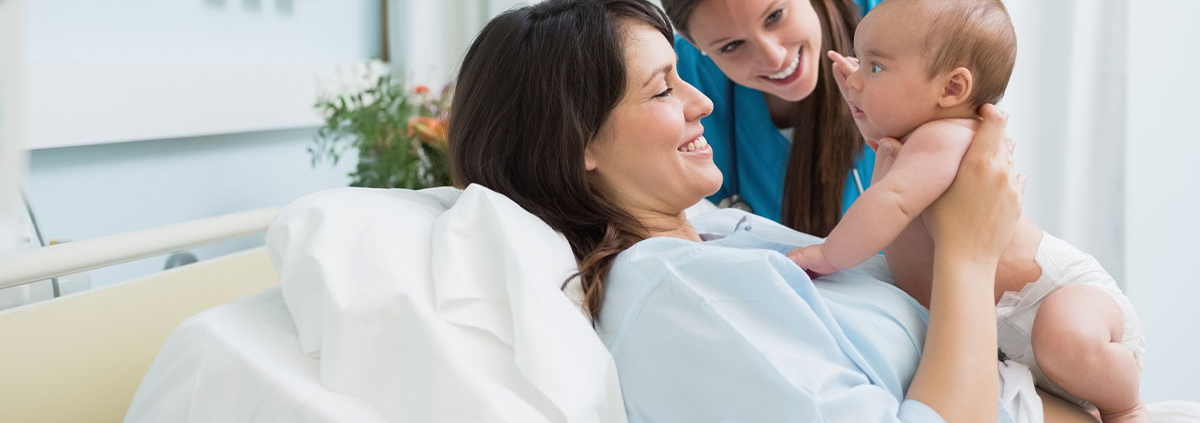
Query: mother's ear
[[938, 67, 974, 108], [584, 146, 598, 171]]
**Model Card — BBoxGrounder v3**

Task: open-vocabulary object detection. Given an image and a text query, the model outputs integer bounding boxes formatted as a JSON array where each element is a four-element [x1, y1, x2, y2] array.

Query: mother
[[449, 0, 1088, 421]]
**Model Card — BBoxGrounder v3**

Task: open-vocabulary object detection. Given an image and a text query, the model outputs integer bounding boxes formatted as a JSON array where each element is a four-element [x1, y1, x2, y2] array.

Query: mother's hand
[[921, 104, 1022, 264]]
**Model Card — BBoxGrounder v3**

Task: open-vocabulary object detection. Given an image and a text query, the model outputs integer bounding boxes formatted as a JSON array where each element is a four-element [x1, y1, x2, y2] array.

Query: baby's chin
[[858, 121, 916, 143], [854, 124, 883, 144]]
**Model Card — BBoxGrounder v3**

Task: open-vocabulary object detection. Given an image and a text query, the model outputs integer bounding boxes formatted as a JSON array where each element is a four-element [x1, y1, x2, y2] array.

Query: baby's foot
[[1099, 401, 1148, 423]]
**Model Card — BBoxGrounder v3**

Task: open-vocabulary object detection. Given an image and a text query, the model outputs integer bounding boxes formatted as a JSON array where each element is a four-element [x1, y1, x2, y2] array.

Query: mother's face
[[585, 21, 720, 218], [686, 0, 823, 102]]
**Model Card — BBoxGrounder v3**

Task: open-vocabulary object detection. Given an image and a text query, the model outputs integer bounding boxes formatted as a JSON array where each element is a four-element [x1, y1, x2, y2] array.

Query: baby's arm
[[790, 121, 974, 274]]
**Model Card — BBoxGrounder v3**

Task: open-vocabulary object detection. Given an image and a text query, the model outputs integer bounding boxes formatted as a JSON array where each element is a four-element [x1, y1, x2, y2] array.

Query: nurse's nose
[[757, 38, 790, 73]]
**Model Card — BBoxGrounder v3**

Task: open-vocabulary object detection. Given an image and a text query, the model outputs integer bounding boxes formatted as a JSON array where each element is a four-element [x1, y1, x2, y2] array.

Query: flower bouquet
[[310, 60, 453, 189]]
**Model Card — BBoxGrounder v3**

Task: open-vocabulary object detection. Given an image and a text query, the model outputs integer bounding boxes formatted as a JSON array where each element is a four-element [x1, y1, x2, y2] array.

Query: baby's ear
[[938, 67, 974, 108]]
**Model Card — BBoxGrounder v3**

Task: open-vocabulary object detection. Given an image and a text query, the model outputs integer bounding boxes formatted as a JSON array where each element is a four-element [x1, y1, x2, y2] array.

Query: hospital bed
[[1, 187, 1196, 423], [0, 209, 280, 422]]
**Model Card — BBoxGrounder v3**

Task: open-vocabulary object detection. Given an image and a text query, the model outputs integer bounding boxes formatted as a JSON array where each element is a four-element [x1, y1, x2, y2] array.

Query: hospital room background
[[0, 0, 1196, 414]]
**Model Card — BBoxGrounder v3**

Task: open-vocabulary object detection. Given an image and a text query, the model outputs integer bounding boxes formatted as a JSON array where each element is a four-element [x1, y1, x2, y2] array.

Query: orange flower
[[413, 85, 430, 95], [406, 116, 448, 149]]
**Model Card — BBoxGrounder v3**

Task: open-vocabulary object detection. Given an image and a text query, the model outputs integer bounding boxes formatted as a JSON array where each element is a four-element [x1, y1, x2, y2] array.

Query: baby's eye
[[871, 63, 883, 73]]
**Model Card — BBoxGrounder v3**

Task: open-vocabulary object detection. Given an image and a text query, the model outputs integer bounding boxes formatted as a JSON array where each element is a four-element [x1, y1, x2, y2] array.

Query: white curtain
[[389, 0, 535, 88], [1002, 0, 1128, 282]]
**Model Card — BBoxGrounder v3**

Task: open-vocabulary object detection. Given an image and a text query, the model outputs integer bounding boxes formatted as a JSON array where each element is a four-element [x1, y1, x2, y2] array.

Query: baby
[[787, 0, 1147, 421]]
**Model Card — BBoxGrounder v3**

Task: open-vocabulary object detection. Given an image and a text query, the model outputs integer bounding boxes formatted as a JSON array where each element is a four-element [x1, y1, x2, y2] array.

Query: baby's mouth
[[848, 102, 866, 119]]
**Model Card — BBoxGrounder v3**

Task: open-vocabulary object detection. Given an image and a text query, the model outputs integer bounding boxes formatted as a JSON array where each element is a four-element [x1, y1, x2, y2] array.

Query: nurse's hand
[[922, 104, 1022, 264]]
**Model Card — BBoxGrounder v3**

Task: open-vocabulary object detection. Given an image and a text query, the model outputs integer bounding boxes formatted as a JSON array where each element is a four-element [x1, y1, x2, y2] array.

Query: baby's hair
[[911, 0, 1017, 106]]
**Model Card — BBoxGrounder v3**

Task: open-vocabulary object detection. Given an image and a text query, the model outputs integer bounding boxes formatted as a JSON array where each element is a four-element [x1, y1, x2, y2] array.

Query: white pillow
[[266, 185, 627, 423]]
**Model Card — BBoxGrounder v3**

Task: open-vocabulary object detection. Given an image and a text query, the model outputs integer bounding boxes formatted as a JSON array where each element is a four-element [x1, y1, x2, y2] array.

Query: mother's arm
[[877, 105, 1097, 423], [905, 105, 1015, 423]]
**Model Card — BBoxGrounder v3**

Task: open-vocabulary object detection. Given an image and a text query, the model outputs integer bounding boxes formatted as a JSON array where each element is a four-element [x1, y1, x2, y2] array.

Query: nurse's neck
[[764, 92, 800, 128]]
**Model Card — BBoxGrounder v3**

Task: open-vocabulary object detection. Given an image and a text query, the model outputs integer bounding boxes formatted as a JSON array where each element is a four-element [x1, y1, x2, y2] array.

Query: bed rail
[[0, 208, 279, 290]]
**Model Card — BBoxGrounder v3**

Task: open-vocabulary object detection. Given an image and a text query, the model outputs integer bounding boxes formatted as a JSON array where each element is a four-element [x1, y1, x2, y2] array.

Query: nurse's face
[[585, 21, 721, 219], [685, 0, 823, 102]]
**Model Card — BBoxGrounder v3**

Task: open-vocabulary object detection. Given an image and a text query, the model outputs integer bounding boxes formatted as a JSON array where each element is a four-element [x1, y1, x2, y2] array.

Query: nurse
[[662, 0, 880, 236]]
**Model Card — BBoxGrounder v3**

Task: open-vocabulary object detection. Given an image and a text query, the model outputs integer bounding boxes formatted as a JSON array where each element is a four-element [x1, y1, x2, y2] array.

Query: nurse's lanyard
[[716, 82, 865, 213]]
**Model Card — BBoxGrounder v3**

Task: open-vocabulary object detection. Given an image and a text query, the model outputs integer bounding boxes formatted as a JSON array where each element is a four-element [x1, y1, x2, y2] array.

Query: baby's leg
[[1031, 285, 1146, 423]]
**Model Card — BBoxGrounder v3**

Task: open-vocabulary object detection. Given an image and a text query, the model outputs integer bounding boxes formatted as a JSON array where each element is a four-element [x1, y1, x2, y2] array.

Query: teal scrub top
[[675, 0, 880, 223]]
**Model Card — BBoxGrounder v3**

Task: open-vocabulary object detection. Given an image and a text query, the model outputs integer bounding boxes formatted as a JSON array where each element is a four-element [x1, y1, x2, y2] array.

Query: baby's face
[[843, 5, 943, 141]]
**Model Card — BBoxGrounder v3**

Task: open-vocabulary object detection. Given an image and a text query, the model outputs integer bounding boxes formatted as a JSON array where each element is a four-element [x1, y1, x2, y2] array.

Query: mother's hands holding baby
[[904, 104, 1021, 423], [923, 104, 1022, 265]]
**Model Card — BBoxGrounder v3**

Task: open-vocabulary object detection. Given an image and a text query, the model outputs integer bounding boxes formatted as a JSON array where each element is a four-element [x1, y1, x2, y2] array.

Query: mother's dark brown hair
[[449, 0, 673, 319]]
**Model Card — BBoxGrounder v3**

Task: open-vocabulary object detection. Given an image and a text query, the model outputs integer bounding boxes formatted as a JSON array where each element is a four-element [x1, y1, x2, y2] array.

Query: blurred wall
[[1125, 0, 1200, 403], [22, 0, 380, 288], [1, 0, 28, 255]]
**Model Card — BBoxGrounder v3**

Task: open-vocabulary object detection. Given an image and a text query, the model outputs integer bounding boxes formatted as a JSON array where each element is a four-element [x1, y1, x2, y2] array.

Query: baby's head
[[844, 0, 1016, 141]]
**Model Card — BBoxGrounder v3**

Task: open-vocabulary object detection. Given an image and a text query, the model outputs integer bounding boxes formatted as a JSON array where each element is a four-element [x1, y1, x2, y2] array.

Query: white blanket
[[124, 287, 389, 423]]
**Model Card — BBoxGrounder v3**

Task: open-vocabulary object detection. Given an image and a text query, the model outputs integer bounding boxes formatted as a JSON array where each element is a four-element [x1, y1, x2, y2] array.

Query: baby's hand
[[827, 50, 859, 102], [787, 245, 838, 278]]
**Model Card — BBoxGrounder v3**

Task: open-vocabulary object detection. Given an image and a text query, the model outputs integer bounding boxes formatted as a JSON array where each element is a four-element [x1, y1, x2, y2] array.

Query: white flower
[[316, 60, 391, 105], [367, 59, 391, 82]]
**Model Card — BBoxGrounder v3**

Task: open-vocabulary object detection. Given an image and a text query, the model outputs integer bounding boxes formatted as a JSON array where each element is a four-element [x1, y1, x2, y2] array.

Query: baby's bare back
[[885, 212, 1044, 307], [883, 118, 1045, 307]]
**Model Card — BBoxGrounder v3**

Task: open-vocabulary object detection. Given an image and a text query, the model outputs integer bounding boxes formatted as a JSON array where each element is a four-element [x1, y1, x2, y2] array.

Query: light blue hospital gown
[[596, 209, 1015, 423]]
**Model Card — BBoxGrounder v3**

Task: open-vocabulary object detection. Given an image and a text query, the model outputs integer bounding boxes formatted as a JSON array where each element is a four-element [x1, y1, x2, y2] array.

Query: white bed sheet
[[124, 287, 388, 423]]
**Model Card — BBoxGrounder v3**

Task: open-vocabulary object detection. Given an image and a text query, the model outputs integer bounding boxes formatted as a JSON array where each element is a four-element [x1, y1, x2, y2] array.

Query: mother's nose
[[684, 82, 713, 121]]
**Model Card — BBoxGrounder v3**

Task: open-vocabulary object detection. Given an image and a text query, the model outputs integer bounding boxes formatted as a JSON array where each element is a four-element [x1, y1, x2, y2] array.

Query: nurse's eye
[[871, 63, 884, 73], [720, 40, 743, 54], [653, 88, 674, 99], [765, 7, 785, 25]]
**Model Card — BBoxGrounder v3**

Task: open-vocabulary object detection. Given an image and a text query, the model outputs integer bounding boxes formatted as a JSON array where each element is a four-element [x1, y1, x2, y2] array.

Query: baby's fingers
[[827, 51, 858, 100], [827, 50, 856, 68]]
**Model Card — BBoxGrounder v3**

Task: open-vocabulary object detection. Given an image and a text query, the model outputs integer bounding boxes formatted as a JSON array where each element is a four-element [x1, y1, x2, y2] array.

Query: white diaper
[[995, 232, 1145, 409]]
